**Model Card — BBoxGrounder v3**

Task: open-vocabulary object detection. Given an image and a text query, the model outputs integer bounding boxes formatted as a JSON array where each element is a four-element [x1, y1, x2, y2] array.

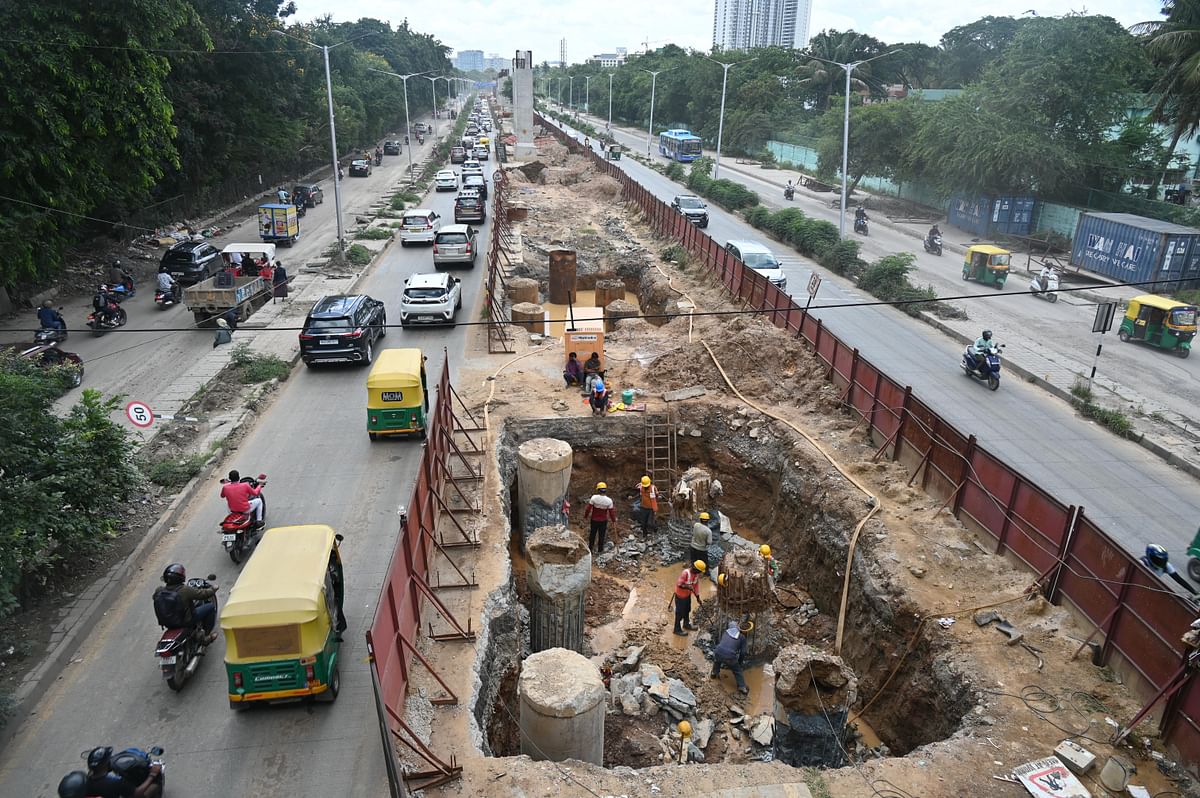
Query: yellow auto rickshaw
[[1118, 294, 1197, 358], [961, 245, 1011, 289], [366, 348, 429, 440], [221, 525, 346, 709]]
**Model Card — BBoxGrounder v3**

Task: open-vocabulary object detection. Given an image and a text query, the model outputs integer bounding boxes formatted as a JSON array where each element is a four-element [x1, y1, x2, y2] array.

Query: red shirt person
[[220, 470, 263, 525]]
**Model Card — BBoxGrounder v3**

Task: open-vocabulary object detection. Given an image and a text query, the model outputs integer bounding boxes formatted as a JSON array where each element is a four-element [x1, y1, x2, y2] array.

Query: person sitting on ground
[[563, 351, 583, 388], [589, 378, 610, 416], [583, 351, 604, 393]]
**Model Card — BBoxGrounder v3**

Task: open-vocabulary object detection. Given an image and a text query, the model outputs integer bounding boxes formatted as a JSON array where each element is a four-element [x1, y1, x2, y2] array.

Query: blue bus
[[659, 129, 703, 162]]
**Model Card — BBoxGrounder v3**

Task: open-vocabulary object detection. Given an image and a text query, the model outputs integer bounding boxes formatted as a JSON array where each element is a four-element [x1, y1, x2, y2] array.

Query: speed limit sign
[[125, 400, 155, 428]]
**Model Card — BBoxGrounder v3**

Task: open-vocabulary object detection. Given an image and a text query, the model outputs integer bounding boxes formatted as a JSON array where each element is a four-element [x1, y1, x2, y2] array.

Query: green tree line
[[0, 0, 457, 290]]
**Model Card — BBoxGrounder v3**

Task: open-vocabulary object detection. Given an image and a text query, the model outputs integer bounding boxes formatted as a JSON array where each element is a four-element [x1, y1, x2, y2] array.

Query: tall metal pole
[[322, 45, 345, 252], [569, 75, 575, 110], [584, 76, 590, 114], [644, 70, 662, 156], [424, 76, 442, 142], [839, 64, 853, 238], [403, 77, 414, 176], [714, 63, 732, 179], [607, 72, 614, 131]]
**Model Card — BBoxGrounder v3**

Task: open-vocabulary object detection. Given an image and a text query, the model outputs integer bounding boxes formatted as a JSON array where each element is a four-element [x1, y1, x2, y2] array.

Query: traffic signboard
[[125, 400, 155, 428], [807, 273, 822, 299]]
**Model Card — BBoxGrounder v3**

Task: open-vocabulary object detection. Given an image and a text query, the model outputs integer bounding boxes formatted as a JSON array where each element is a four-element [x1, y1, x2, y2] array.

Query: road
[[0, 113, 439, 419], [546, 113, 1200, 575], [573, 108, 1200, 430], [0, 122, 495, 795]]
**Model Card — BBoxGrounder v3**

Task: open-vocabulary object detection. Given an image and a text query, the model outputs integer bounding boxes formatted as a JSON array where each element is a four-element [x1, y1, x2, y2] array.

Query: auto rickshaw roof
[[221, 243, 276, 260], [220, 525, 337, 628], [966, 245, 1011, 255], [367, 348, 425, 389], [1129, 294, 1197, 312]]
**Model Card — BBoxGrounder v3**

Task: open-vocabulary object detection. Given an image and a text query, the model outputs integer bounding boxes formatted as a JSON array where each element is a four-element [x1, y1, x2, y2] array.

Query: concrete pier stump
[[510, 302, 545, 333], [716, 548, 774, 660], [771, 644, 858, 768], [604, 299, 638, 332], [548, 250, 578, 304], [519, 648, 606, 765], [506, 276, 539, 305], [515, 438, 573, 548], [594, 278, 626, 309], [526, 524, 591, 653]]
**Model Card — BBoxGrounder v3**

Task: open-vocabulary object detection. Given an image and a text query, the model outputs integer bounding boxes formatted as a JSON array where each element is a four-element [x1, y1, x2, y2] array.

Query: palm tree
[[796, 30, 887, 110], [1133, 0, 1200, 196]]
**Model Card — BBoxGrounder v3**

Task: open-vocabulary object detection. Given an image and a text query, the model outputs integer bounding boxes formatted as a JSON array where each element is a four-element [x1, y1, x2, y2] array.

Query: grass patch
[[395, 191, 421, 203], [802, 768, 832, 798], [355, 227, 394, 240], [1071, 378, 1136, 438], [145, 451, 211, 490], [345, 243, 373, 267], [660, 243, 689, 265], [230, 343, 291, 384]]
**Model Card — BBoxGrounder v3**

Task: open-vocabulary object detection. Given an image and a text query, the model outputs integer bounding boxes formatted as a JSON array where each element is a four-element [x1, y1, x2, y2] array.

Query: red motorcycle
[[219, 473, 267, 564], [155, 575, 217, 691]]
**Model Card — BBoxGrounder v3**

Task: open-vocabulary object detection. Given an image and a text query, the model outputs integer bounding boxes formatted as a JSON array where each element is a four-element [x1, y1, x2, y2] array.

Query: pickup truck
[[184, 274, 270, 326]]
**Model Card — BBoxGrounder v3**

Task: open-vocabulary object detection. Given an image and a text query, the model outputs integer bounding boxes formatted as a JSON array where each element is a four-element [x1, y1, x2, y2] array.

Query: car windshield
[[457, 198, 479, 207], [438, 172, 455, 179], [352, 160, 368, 166], [465, 176, 484, 184], [403, 215, 431, 226], [406, 288, 448, 300], [438, 233, 468, 244], [306, 317, 353, 333], [677, 197, 703, 209], [742, 252, 780, 270]]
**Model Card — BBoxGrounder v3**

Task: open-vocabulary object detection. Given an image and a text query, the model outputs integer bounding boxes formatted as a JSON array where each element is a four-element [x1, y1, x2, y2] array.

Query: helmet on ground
[[596, 482, 607, 491], [982, 330, 993, 341], [1145, 544, 1169, 568], [677, 720, 692, 737], [162, 563, 186, 586], [692, 560, 707, 573], [760, 544, 772, 557], [58, 771, 88, 798], [86, 746, 113, 772], [641, 476, 651, 487], [699, 512, 711, 520]]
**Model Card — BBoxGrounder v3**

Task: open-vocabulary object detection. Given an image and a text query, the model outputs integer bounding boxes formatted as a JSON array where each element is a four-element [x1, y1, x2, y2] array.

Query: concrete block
[[663, 385, 707, 402], [519, 648, 606, 765]]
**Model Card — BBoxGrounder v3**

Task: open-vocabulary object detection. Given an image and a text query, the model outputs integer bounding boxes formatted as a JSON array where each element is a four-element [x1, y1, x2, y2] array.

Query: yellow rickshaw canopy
[[1128, 294, 1195, 312], [966, 245, 1011, 256], [367, 348, 424, 390], [221, 525, 336, 629]]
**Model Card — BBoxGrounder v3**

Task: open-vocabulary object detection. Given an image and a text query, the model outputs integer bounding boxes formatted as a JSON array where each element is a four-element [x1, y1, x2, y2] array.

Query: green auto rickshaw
[[962, 245, 1011, 289], [1117, 294, 1197, 358]]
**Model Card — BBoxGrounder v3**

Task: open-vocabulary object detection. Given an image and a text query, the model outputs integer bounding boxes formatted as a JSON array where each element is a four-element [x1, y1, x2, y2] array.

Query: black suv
[[160, 241, 222, 285], [293, 183, 324, 208], [383, 140, 401, 156], [299, 294, 387, 367]]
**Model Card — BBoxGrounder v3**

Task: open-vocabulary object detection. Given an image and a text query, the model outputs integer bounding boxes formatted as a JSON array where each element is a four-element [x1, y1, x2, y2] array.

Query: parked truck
[[258, 203, 299, 246]]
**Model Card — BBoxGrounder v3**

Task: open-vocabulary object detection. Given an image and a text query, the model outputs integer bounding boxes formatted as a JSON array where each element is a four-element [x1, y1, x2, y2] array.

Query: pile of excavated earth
[[396, 136, 1200, 798]]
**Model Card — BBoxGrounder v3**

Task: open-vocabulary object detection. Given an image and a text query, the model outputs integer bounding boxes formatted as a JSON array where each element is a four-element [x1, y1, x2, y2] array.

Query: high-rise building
[[713, 0, 812, 51], [586, 50, 628, 67], [454, 49, 485, 71]]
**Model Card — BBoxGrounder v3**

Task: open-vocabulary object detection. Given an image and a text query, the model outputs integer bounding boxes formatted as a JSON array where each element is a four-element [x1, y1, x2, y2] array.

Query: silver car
[[433, 224, 478, 267], [399, 209, 442, 246]]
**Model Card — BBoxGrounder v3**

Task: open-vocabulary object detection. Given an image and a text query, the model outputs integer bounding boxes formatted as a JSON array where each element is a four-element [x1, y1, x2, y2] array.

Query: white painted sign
[[1014, 756, 1091, 798], [125, 400, 155, 429]]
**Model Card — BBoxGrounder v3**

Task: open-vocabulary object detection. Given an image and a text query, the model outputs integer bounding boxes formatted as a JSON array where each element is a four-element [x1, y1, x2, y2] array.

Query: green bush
[[230, 344, 291, 384], [789, 217, 839, 257], [390, 196, 407, 211], [765, 208, 805, 240], [817, 240, 867, 278], [858, 253, 939, 317], [146, 452, 210, 490], [355, 227, 393, 240], [744, 206, 772, 228], [664, 162, 685, 182], [660, 243, 689, 265], [345, 244, 373, 267]]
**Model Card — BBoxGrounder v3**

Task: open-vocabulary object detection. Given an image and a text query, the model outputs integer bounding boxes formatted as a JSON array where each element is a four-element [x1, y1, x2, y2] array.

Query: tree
[[1133, 0, 1200, 196], [936, 16, 1028, 87], [796, 30, 890, 110], [815, 101, 919, 192]]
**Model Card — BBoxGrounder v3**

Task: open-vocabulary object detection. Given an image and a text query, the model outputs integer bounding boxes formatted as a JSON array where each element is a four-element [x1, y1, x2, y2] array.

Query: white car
[[461, 161, 484, 182], [399, 209, 442, 246], [434, 170, 458, 191], [400, 272, 462, 326]]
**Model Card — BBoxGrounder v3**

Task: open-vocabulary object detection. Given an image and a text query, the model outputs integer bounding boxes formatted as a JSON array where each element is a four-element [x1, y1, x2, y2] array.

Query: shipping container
[[947, 194, 1036, 238], [1070, 212, 1200, 289]]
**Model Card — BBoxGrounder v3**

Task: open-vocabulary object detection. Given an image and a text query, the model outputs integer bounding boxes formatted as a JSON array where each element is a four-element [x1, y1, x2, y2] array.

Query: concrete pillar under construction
[[667, 467, 719, 557], [515, 437, 573, 548], [526, 524, 591, 653], [548, 250, 578, 304], [512, 50, 535, 159], [771, 644, 858, 768], [519, 647, 606, 765], [715, 547, 774, 660]]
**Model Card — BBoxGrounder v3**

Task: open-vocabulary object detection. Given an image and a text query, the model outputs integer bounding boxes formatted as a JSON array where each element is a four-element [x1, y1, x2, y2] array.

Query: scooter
[[87, 304, 128, 336], [219, 473, 267, 564], [854, 214, 869, 236], [109, 747, 167, 793], [34, 310, 68, 344], [1029, 270, 1060, 303], [109, 278, 136, 301], [961, 344, 1004, 391], [154, 282, 183, 309], [924, 233, 943, 256], [155, 575, 218, 691], [783, 185, 795, 201]]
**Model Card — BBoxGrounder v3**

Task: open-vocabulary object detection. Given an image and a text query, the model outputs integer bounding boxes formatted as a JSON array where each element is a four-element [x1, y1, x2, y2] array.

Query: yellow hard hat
[[718, 573, 728, 587], [693, 560, 707, 572], [641, 476, 651, 487], [677, 720, 692, 737], [596, 482, 607, 490], [699, 512, 711, 520], [760, 544, 771, 557]]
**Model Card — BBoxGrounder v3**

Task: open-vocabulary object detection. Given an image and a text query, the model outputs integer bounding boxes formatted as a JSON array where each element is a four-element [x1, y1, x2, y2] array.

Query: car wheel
[[400, 240, 408, 247], [456, 293, 462, 310], [379, 316, 387, 337], [1118, 329, 1130, 342], [362, 341, 374, 366]]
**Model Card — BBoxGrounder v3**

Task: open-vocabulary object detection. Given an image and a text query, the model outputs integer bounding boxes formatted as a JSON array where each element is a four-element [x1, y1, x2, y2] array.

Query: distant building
[[454, 50, 484, 71], [587, 50, 628, 67], [713, 0, 812, 51], [483, 53, 510, 71]]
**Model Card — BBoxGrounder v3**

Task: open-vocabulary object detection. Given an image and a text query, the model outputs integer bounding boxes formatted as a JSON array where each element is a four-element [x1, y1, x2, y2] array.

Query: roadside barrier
[[536, 114, 1200, 769]]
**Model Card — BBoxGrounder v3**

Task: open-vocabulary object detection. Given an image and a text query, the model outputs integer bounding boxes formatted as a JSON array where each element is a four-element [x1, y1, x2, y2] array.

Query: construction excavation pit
[[472, 414, 975, 773]]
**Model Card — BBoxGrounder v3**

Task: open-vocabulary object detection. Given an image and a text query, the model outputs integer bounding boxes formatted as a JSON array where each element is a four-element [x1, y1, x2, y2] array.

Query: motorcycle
[[374, 152, 383, 166], [219, 473, 267, 564], [1030, 269, 1060, 303], [109, 275, 136, 301], [924, 233, 943, 256], [783, 185, 795, 201], [961, 344, 1004, 391], [155, 575, 218, 691], [854, 214, 869, 236], [154, 282, 183, 309], [34, 310, 68, 344], [87, 304, 128, 336], [417, 135, 424, 145]]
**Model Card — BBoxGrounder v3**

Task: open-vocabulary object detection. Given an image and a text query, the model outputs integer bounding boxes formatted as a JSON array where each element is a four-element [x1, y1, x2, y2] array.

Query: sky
[[295, 0, 1166, 64]]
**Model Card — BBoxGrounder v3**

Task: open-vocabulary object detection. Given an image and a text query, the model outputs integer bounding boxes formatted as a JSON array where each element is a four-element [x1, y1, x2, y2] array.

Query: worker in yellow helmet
[[760, 543, 779, 579], [585, 482, 616, 554], [690, 511, 713, 572], [635, 475, 659, 534], [671, 560, 705, 636]]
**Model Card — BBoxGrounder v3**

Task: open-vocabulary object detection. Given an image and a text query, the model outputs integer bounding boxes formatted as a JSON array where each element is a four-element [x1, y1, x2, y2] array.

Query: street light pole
[[368, 68, 430, 179], [569, 75, 575, 110], [704, 56, 755, 180], [607, 72, 614, 132], [642, 69, 664, 156], [423, 75, 446, 142], [584, 76, 590, 114]]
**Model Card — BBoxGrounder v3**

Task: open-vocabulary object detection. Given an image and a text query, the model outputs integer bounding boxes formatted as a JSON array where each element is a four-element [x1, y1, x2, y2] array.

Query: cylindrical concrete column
[[519, 648, 606, 765], [594, 278, 626, 308], [527, 524, 591, 653], [507, 205, 529, 223], [716, 547, 773, 660], [515, 438, 573, 549], [772, 644, 858, 768], [548, 249, 578, 304], [604, 299, 638, 332], [506, 276, 539, 305], [510, 302, 544, 333]]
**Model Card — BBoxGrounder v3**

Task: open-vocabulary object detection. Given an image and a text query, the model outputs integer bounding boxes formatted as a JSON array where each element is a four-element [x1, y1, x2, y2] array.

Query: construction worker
[[585, 482, 616, 554], [672, 560, 705, 636], [711, 620, 750, 694], [636, 475, 659, 534], [690, 512, 713, 570], [760, 544, 779, 580]]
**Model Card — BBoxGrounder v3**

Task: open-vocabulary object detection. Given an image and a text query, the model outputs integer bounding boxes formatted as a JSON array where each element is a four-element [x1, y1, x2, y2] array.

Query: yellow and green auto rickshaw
[[221, 524, 346, 709], [366, 348, 429, 440], [961, 245, 1011, 289], [1118, 294, 1197, 358]]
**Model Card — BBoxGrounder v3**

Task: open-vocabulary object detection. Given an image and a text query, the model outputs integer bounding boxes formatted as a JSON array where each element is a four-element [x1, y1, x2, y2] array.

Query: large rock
[[772, 644, 858, 714]]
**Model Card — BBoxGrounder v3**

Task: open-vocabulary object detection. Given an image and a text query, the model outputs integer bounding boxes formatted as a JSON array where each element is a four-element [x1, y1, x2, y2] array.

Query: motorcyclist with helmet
[[153, 563, 218, 643], [968, 329, 996, 371], [107, 260, 134, 294], [1141, 544, 1198, 595], [81, 746, 162, 798], [93, 284, 118, 326]]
